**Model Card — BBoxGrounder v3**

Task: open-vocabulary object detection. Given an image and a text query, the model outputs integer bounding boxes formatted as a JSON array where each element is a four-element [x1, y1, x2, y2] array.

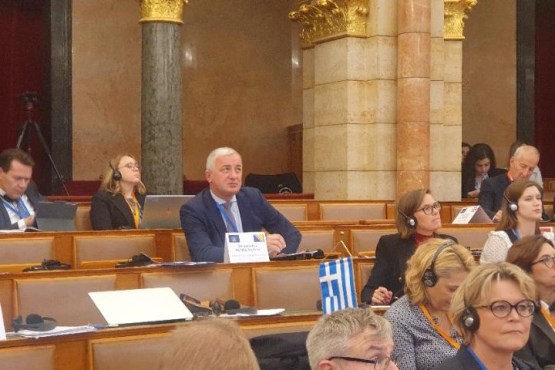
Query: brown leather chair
[[272, 204, 308, 221], [89, 334, 169, 370], [172, 233, 190, 261], [298, 229, 336, 252], [319, 203, 386, 221], [252, 265, 320, 310], [14, 275, 117, 326], [350, 228, 396, 256], [75, 204, 92, 231], [74, 234, 157, 268], [0, 237, 54, 273], [0, 345, 54, 370], [141, 269, 234, 301], [440, 227, 492, 250]]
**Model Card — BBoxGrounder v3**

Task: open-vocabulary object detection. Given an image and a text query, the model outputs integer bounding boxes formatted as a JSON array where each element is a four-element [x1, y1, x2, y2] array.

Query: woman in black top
[[461, 143, 505, 198]]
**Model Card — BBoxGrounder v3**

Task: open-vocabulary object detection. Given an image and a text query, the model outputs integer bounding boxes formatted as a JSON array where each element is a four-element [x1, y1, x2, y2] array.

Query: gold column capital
[[289, 0, 369, 48], [139, 0, 188, 24], [444, 0, 478, 40]]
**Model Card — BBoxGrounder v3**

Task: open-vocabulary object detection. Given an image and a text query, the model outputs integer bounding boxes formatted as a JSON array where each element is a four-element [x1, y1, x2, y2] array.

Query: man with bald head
[[479, 144, 540, 221]]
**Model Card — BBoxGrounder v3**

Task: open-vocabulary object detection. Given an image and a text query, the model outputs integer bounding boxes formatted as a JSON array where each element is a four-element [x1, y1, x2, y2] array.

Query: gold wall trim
[[139, 0, 188, 24], [444, 0, 478, 40], [289, 0, 369, 48]]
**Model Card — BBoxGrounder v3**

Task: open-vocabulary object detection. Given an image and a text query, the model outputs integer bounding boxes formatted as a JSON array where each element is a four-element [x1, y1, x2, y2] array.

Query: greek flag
[[319, 257, 357, 314]]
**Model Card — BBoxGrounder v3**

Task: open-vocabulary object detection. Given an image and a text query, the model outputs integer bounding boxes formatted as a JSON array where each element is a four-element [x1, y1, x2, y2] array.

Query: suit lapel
[[113, 194, 135, 226], [202, 189, 227, 242], [533, 311, 555, 345]]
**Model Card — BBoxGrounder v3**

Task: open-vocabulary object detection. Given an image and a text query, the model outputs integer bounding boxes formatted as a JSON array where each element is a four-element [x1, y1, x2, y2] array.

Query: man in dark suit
[[0, 148, 42, 230], [180, 147, 301, 262], [479, 144, 540, 221]]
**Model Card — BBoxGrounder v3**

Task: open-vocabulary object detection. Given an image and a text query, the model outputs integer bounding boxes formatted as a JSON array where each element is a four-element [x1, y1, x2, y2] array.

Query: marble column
[[139, 0, 186, 194], [396, 0, 432, 197]]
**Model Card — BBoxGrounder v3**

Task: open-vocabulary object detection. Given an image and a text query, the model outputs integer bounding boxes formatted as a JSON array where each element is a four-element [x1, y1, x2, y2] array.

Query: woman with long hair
[[90, 154, 146, 230], [461, 143, 505, 198]]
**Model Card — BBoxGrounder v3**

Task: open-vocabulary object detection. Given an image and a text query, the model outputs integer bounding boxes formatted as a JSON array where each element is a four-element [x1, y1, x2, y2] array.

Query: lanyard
[[125, 196, 141, 228], [1, 197, 30, 219], [540, 306, 555, 329], [466, 347, 488, 370], [216, 203, 238, 233], [419, 304, 461, 349]]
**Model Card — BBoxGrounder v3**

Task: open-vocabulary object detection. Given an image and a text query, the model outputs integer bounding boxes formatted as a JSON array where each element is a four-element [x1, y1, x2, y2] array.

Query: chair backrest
[[319, 203, 386, 221], [440, 227, 492, 250], [172, 233, 190, 261], [356, 262, 375, 299], [298, 229, 336, 252], [14, 275, 117, 326], [350, 228, 396, 255], [0, 345, 55, 370], [0, 237, 54, 265], [89, 334, 169, 370], [75, 205, 92, 231], [252, 265, 320, 310], [544, 203, 553, 220], [74, 234, 157, 268], [272, 204, 308, 221], [245, 173, 302, 194], [141, 269, 234, 301]]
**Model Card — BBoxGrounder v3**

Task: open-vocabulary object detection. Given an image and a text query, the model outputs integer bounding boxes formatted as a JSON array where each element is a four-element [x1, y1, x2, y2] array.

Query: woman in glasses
[[506, 234, 555, 368], [480, 180, 544, 264], [361, 189, 457, 305], [90, 154, 146, 230], [432, 262, 536, 370], [385, 238, 476, 370]]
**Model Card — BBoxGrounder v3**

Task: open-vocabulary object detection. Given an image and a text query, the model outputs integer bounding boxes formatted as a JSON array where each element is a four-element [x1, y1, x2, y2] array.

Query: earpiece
[[461, 306, 480, 332], [12, 314, 57, 332], [397, 208, 416, 227], [422, 239, 457, 288], [503, 192, 518, 212], [109, 161, 122, 181]]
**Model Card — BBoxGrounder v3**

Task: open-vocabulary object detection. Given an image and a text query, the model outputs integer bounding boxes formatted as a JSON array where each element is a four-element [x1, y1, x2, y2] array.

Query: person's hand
[[468, 189, 480, 198], [371, 287, 393, 305], [24, 214, 35, 227], [492, 210, 502, 222], [266, 233, 286, 257]]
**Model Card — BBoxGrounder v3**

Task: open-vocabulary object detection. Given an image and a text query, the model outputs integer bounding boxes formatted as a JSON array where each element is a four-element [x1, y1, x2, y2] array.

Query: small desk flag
[[319, 257, 357, 314]]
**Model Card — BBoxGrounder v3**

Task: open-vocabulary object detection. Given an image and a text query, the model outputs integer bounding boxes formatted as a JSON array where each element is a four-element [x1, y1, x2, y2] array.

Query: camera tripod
[[16, 92, 69, 195]]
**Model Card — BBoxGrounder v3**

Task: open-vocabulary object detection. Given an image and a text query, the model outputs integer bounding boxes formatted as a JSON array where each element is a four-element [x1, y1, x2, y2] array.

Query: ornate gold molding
[[444, 0, 478, 40], [139, 0, 188, 24], [289, 0, 369, 48]]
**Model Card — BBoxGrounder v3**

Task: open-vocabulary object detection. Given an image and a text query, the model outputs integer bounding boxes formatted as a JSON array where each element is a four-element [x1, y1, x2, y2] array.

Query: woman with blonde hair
[[433, 263, 536, 370], [90, 154, 146, 230], [384, 238, 476, 370]]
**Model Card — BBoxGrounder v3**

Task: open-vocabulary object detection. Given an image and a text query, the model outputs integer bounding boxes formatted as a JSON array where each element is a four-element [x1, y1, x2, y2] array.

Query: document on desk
[[222, 308, 286, 317], [11, 325, 97, 339]]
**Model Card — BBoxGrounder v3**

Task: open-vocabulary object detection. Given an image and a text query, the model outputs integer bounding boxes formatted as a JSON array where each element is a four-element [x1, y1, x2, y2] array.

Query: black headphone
[[397, 208, 416, 227], [422, 239, 457, 288], [12, 314, 57, 332], [461, 306, 480, 332], [109, 161, 122, 181], [503, 192, 518, 212]]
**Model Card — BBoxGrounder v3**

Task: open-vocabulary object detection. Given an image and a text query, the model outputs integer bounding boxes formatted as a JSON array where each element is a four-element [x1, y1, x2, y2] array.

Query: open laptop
[[89, 287, 194, 326], [139, 195, 194, 229], [35, 201, 78, 231]]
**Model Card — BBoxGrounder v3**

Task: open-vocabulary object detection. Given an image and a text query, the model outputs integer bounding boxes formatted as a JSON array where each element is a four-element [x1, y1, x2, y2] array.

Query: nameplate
[[540, 226, 554, 242], [224, 232, 270, 263], [452, 206, 492, 224]]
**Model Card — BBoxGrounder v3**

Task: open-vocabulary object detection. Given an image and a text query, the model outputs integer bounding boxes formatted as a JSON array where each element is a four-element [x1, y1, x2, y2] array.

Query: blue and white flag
[[319, 257, 357, 314]]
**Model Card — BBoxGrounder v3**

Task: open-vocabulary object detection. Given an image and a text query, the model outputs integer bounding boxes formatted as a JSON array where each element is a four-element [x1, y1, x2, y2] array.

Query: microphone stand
[[16, 92, 69, 196]]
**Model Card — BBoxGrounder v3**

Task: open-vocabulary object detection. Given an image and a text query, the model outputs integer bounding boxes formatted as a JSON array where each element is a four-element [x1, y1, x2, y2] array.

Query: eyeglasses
[[119, 162, 140, 171], [475, 299, 536, 318], [327, 356, 393, 370], [531, 255, 555, 269], [415, 201, 441, 215]]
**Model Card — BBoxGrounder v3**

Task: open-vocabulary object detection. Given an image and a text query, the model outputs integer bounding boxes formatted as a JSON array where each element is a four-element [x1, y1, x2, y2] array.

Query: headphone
[[397, 208, 416, 227], [109, 161, 122, 181], [12, 314, 57, 332], [503, 192, 518, 213], [460, 306, 480, 332], [422, 239, 457, 288]]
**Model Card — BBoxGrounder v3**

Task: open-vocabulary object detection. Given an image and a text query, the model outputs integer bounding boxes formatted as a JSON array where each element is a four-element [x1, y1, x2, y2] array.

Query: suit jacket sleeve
[[90, 192, 115, 230], [478, 177, 496, 218], [360, 235, 395, 303], [0, 181, 43, 230]]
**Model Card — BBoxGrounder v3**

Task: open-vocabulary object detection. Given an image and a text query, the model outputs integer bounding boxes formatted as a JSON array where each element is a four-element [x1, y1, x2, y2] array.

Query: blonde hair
[[405, 238, 476, 305], [306, 308, 392, 370], [450, 262, 536, 345], [100, 153, 146, 195], [159, 319, 260, 370]]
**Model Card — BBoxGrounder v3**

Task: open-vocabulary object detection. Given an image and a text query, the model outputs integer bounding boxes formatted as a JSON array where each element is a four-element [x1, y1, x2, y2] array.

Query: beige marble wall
[[72, 0, 302, 181], [462, 0, 516, 167]]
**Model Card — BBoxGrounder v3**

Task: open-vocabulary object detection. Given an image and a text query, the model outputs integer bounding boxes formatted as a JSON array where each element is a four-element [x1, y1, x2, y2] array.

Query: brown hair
[[99, 153, 146, 195], [496, 180, 542, 231], [396, 189, 430, 239], [159, 319, 260, 370], [506, 234, 555, 273], [0, 148, 35, 172]]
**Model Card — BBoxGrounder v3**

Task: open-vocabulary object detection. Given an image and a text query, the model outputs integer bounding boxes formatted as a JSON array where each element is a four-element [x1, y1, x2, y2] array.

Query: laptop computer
[[139, 195, 194, 229], [89, 287, 194, 326], [35, 201, 78, 231]]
